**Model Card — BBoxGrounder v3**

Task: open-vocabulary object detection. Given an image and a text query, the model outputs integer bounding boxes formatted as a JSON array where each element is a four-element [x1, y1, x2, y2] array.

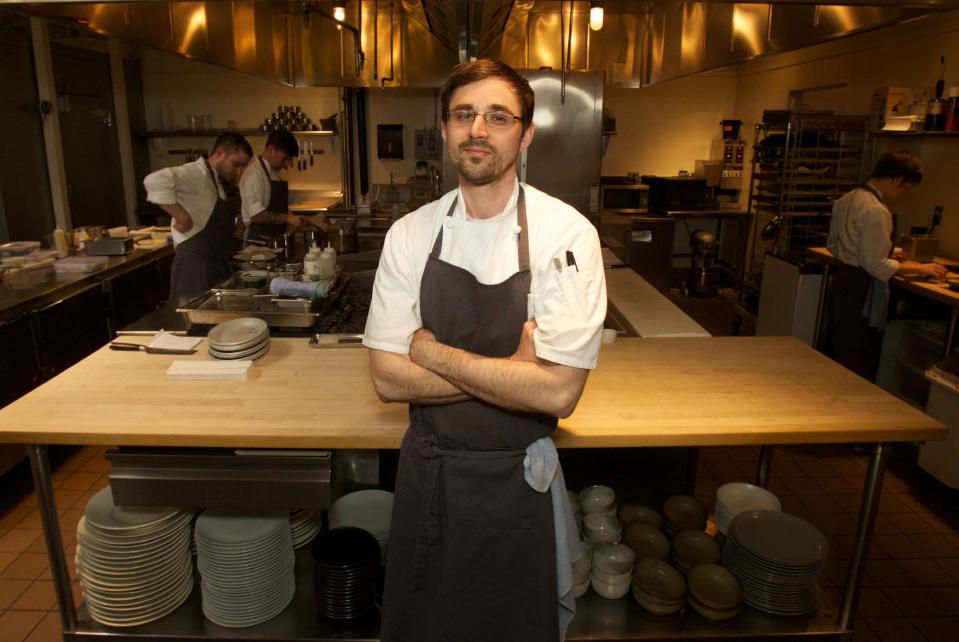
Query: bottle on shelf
[[946, 87, 959, 132], [925, 56, 948, 132]]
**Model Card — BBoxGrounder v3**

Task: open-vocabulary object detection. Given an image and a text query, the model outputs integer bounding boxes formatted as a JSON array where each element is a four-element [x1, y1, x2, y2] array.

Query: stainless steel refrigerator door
[[521, 70, 603, 215]]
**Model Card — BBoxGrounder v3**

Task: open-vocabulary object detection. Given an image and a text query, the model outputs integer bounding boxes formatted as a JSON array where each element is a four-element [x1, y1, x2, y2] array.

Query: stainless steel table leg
[[838, 442, 889, 632], [755, 445, 773, 488], [25, 444, 77, 632]]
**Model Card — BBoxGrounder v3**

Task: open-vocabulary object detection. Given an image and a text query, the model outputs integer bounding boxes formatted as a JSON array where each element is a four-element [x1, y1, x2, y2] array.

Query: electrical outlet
[[932, 206, 943, 227]]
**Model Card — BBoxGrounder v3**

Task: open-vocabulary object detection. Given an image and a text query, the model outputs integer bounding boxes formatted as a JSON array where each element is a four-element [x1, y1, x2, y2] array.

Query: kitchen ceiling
[[6, 0, 958, 87]]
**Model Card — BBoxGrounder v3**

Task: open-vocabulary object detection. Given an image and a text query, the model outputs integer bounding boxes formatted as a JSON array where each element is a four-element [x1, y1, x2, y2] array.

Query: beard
[[450, 138, 509, 186]]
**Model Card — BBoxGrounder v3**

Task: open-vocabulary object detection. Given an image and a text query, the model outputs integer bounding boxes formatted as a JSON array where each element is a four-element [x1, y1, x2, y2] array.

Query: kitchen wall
[[362, 87, 442, 203], [138, 48, 342, 193], [602, 71, 739, 177], [733, 9, 959, 257]]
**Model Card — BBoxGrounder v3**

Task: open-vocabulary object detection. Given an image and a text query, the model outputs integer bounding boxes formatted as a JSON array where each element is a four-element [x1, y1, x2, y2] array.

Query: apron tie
[[409, 432, 527, 591]]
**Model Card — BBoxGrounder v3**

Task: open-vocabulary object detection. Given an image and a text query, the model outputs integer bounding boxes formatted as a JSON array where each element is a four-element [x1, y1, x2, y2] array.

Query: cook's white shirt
[[239, 156, 282, 224], [363, 180, 607, 370], [827, 187, 899, 282], [143, 158, 227, 247]]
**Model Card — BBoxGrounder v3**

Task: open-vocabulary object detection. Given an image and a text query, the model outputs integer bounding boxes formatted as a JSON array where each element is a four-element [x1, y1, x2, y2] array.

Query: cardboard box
[[871, 87, 915, 129]]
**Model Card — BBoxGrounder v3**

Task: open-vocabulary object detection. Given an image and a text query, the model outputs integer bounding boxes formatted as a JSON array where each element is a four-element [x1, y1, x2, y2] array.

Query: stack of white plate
[[75, 488, 194, 627], [328, 490, 393, 560], [722, 510, 827, 616], [290, 508, 323, 549], [207, 317, 271, 360], [714, 483, 781, 535], [195, 510, 295, 627]]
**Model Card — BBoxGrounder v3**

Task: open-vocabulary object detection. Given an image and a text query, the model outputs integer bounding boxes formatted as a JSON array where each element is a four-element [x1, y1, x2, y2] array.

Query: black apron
[[169, 162, 235, 306], [382, 187, 559, 642], [828, 184, 887, 381], [246, 157, 289, 242]]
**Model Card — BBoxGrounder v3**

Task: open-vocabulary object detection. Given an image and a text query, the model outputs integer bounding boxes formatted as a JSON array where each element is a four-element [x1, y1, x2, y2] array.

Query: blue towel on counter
[[862, 277, 890, 329], [524, 437, 581, 641]]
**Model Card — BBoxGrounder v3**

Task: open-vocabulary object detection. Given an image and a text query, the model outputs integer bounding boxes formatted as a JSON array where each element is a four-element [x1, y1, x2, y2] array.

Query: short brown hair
[[441, 59, 534, 131], [266, 130, 299, 158], [212, 132, 253, 159], [872, 149, 923, 185]]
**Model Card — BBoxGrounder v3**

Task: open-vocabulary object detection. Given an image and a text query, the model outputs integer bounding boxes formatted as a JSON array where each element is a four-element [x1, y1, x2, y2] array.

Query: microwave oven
[[642, 176, 707, 213], [599, 183, 649, 213]]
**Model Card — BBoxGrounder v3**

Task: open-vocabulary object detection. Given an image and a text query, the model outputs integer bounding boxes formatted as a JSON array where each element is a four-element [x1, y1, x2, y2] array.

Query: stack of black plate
[[312, 527, 380, 620]]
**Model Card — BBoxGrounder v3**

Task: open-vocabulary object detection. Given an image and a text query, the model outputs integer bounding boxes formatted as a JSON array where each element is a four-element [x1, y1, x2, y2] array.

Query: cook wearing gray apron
[[245, 157, 290, 242], [828, 183, 889, 381], [382, 187, 559, 642], [169, 162, 235, 306]]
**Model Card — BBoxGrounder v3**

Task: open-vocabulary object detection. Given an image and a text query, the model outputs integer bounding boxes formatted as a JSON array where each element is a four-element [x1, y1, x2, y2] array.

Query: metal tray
[[178, 289, 323, 327]]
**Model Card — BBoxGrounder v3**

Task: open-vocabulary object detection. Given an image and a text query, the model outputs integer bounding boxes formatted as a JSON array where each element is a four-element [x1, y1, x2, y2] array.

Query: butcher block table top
[[0, 336, 944, 449]]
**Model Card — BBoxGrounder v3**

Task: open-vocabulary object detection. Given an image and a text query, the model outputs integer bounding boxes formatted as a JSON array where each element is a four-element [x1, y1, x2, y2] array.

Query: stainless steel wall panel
[[730, 3, 769, 60]]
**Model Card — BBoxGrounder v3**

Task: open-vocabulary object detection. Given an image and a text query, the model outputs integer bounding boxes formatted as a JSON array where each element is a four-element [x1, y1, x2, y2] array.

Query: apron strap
[[428, 186, 531, 274], [204, 160, 222, 200]]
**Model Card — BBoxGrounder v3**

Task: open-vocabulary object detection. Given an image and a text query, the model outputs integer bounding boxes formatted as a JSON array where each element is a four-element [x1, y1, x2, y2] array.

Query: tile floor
[[0, 442, 956, 641]]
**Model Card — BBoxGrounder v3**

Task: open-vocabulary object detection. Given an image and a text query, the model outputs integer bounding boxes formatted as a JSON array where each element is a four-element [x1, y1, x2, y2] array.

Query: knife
[[110, 342, 197, 355]]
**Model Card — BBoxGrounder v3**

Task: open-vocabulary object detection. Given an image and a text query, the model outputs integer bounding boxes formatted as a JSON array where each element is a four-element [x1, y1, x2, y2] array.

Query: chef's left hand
[[892, 248, 909, 261], [410, 328, 436, 365], [511, 321, 541, 364]]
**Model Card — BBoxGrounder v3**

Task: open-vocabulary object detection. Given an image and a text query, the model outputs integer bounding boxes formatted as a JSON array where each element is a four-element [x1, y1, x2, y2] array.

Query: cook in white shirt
[[826, 149, 946, 379], [143, 132, 252, 304], [239, 130, 306, 242]]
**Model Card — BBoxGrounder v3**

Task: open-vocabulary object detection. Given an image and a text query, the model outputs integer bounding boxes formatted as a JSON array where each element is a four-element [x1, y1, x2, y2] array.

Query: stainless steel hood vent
[[477, 1, 952, 87], [12, 1, 458, 88]]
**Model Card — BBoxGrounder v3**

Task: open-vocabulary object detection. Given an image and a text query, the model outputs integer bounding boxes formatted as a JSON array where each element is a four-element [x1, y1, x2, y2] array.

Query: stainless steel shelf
[[135, 130, 336, 138], [66, 547, 846, 642]]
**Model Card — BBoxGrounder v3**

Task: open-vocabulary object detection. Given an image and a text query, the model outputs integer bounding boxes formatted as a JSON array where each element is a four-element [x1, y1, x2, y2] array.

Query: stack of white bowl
[[579, 485, 616, 517], [290, 508, 323, 549], [328, 490, 393, 560], [207, 318, 271, 361], [714, 482, 782, 535], [582, 512, 622, 544], [590, 542, 635, 599], [75, 488, 194, 627], [195, 510, 295, 627], [722, 510, 827, 616], [570, 542, 592, 598]]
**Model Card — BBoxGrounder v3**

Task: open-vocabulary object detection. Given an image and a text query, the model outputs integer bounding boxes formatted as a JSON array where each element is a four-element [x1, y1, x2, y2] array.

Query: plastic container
[[318, 243, 336, 280]]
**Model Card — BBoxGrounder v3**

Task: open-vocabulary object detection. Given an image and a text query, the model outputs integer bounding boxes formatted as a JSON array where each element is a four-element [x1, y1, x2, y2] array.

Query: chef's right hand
[[286, 213, 306, 228], [172, 213, 194, 233], [511, 321, 541, 363], [922, 262, 949, 280]]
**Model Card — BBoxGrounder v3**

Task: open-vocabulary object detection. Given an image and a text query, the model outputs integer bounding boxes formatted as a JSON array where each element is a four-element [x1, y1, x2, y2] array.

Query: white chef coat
[[827, 187, 899, 282], [143, 158, 227, 247], [363, 180, 607, 370], [239, 156, 282, 225]]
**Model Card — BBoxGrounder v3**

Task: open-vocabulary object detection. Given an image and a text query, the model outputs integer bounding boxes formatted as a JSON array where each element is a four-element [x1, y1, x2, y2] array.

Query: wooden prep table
[[0, 337, 945, 641]]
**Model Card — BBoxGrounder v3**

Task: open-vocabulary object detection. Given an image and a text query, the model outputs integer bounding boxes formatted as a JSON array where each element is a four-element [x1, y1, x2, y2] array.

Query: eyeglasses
[[445, 109, 524, 129]]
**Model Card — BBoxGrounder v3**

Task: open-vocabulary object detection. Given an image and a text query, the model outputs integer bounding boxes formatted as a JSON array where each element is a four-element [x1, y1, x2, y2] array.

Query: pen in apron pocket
[[565, 250, 579, 272]]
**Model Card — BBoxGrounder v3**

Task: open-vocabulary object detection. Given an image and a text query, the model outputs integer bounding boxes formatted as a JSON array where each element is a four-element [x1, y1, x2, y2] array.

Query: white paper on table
[[149, 332, 202, 351]]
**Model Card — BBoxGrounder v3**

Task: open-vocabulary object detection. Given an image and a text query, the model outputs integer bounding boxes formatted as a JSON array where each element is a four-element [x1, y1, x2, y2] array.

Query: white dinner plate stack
[[207, 317, 271, 360], [195, 510, 295, 627], [290, 508, 323, 549], [328, 490, 394, 560], [722, 510, 827, 616], [714, 483, 782, 535], [75, 488, 194, 627]]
